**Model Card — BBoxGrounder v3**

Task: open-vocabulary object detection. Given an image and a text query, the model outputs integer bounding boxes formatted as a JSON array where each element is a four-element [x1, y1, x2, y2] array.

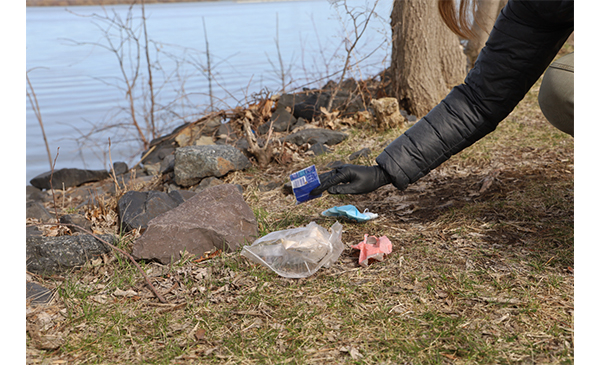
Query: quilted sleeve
[[376, 0, 574, 191]]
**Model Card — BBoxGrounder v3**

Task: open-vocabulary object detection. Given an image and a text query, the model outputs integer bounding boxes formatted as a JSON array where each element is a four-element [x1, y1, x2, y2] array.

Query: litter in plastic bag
[[289, 165, 321, 204], [351, 234, 392, 267], [321, 205, 378, 222], [241, 221, 344, 278]]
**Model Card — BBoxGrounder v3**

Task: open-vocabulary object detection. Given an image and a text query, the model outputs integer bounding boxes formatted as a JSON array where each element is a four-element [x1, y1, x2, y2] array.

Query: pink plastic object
[[351, 234, 392, 267]]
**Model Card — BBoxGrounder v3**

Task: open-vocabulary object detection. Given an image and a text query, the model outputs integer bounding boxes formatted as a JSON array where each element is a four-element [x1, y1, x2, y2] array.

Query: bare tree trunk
[[464, 0, 507, 70], [390, 0, 466, 117]]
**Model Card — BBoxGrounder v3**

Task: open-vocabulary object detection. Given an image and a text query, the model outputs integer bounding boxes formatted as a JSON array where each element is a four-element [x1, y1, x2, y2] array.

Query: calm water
[[26, 0, 393, 184]]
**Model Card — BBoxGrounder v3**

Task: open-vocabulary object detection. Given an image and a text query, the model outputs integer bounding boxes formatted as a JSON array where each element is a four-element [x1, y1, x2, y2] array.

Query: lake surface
[[26, 0, 393, 184]]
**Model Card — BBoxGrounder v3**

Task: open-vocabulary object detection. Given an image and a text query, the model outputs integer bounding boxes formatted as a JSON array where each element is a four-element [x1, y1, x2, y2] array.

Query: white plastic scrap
[[241, 221, 344, 278]]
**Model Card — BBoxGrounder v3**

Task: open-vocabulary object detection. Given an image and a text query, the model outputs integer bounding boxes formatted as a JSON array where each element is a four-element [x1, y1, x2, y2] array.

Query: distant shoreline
[[26, 0, 212, 7]]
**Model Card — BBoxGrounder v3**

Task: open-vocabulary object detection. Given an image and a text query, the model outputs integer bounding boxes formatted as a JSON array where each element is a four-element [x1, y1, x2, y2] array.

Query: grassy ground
[[26, 46, 574, 364]]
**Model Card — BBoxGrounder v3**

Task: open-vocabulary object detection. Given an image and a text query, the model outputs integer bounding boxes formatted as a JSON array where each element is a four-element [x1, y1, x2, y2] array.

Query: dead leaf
[[113, 288, 138, 297], [340, 345, 363, 360], [194, 328, 206, 341], [193, 249, 222, 263], [442, 353, 458, 360]]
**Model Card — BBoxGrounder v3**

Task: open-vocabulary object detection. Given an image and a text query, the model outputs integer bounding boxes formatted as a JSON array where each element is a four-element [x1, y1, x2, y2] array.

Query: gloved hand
[[310, 164, 391, 195]]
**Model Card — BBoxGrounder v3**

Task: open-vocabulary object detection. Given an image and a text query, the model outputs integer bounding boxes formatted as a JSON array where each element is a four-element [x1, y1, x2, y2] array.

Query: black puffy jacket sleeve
[[376, 0, 574, 191]]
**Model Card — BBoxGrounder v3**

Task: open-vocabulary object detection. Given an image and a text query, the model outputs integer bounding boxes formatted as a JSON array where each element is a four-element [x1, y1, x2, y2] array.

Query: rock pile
[[25, 73, 418, 280], [131, 184, 258, 264]]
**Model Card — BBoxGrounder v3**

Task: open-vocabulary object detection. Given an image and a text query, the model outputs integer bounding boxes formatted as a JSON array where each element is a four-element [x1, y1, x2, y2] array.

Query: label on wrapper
[[290, 165, 321, 204]]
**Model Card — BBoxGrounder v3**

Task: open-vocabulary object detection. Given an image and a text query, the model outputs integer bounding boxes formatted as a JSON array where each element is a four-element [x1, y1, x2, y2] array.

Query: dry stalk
[[49, 148, 61, 223], [107, 138, 123, 197], [242, 117, 273, 167], [141, 0, 156, 140], [26, 71, 53, 170], [202, 17, 214, 111]]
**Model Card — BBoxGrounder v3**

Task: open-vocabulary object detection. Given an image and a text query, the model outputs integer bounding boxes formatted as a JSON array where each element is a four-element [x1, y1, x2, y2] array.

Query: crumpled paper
[[321, 205, 378, 222], [351, 234, 392, 267]]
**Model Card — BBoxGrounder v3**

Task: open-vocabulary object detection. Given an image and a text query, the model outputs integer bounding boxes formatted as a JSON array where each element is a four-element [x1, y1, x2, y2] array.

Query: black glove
[[310, 164, 391, 195]]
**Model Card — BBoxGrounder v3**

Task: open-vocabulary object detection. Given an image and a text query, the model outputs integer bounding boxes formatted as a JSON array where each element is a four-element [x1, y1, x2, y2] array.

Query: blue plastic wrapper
[[290, 165, 321, 204], [321, 205, 379, 222]]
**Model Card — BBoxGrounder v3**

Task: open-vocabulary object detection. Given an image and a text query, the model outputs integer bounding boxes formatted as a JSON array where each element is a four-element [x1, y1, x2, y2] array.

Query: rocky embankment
[[26, 75, 416, 305]]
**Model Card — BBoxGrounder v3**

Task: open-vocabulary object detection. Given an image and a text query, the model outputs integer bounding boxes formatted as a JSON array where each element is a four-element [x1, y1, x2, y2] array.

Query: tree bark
[[390, 0, 466, 117]]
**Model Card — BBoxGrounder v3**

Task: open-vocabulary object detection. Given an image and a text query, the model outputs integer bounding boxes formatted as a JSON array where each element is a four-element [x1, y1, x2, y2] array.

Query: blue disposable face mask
[[321, 205, 378, 222]]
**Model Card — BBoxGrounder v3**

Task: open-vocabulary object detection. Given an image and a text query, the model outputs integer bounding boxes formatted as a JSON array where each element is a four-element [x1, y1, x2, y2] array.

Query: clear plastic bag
[[241, 221, 344, 278]]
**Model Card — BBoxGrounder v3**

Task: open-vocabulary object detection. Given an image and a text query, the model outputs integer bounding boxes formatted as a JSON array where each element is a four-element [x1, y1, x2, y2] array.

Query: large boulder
[[117, 190, 196, 233], [30, 168, 110, 190], [174, 145, 251, 187], [131, 184, 258, 264], [26, 234, 115, 276]]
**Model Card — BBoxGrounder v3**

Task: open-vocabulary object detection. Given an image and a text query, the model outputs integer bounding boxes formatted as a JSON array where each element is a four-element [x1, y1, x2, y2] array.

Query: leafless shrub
[[326, 0, 381, 112]]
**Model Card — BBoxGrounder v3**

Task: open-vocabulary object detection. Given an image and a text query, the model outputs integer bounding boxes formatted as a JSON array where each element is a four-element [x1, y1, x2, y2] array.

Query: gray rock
[[160, 154, 175, 174], [193, 176, 225, 192], [216, 122, 237, 141], [131, 184, 258, 264], [294, 117, 307, 130], [26, 226, 43, 238], [30, 168, 111, 190], [284, 128, 348, 146], [26, 201, 54, 222], [113, 162, 129, 175], [258, 108, 297, 134], [26, 185, 44, 201], [309, 142, 331, 156], [142, 142, 176, 166], [27, 234, 115, 276], [117, 190, 196, 233], [293, 92, 330, 120], [26, 282, 54, 306], [174, 145, 251, 187], [400, 109, 418, 123], [277, 93, 311, 110], [59, 214, 92, 234]]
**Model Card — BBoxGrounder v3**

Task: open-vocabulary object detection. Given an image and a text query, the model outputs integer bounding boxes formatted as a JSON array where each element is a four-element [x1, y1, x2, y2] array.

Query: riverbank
[[26, 75, 575, 363]]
